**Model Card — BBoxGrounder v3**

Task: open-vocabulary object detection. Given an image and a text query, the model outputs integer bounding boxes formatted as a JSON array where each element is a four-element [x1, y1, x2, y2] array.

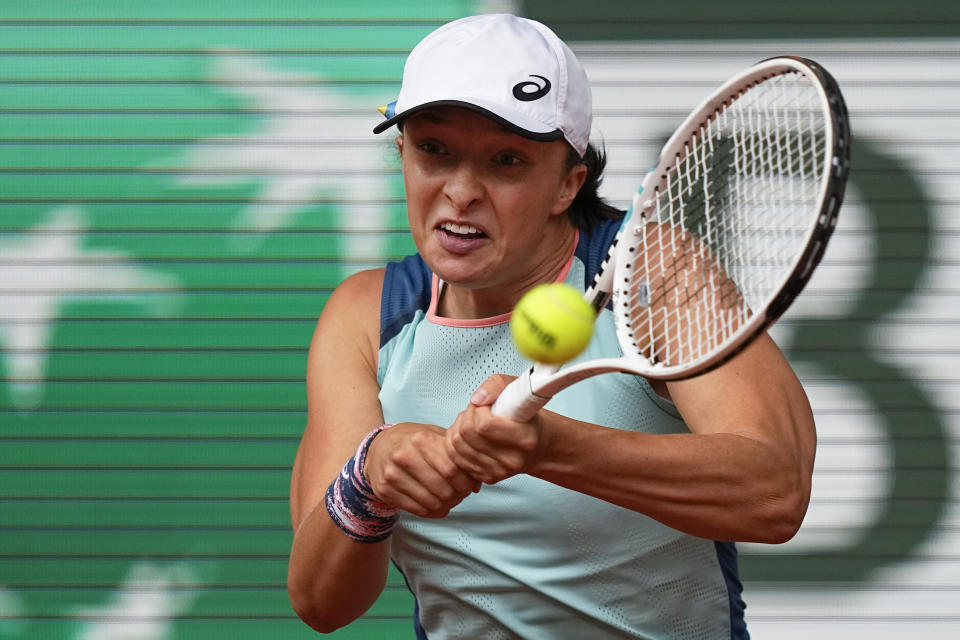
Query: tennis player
[[288, 13, 815, 639]]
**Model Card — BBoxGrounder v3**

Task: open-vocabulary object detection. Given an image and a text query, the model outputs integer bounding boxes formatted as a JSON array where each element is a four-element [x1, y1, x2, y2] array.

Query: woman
[[288, 14, 816, 639]]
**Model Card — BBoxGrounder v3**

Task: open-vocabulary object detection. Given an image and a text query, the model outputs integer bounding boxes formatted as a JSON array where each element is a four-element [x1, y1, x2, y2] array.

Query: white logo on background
[[0, 208, 180, 408], [72, 562, 197, 640], [175, 53, 394, 265]]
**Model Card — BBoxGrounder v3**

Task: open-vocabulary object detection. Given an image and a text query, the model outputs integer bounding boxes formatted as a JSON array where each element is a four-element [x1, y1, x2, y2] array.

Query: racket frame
[[492, 56, 851, 419]]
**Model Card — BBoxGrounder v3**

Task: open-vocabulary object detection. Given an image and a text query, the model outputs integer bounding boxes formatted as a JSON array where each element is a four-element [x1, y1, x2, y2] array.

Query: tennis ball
[[510, 283, 596, 364]]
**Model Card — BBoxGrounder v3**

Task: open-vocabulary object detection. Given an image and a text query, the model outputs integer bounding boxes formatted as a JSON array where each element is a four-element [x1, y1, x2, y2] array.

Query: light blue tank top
[[377, 222, 748, 640]]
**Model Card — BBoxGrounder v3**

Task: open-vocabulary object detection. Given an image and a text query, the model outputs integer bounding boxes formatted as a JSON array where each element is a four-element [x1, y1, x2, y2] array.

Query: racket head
[[608, 56, 851, 380]]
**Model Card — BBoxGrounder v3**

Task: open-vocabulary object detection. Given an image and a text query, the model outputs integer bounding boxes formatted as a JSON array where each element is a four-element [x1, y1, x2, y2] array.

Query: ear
[[396, 135, 404, 154], [550, 162, 588, 216]]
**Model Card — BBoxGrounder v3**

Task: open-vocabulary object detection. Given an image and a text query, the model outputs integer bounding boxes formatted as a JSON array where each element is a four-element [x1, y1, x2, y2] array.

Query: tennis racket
[[492, 56, 851, 422]]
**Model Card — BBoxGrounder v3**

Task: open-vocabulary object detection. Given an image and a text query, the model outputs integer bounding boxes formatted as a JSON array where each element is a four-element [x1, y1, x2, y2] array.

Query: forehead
[[403, 106, 523, 139]]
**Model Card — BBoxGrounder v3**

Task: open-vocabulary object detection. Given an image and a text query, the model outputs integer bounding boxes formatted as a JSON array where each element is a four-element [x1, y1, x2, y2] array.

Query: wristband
[[325, 424, 399, 543]]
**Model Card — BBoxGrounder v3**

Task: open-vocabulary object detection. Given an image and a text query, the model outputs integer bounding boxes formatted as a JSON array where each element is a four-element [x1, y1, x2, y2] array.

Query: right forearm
[[287, 501, 391, 633]]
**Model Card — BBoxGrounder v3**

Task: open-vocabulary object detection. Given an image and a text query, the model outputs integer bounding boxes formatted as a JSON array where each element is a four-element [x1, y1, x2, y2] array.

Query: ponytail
[[564, 143, 625, 233]]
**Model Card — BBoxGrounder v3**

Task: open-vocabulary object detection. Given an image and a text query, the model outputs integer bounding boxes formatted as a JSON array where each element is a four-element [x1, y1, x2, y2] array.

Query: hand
[[445, 374, 547, 485], [362, 422, 481, 519]]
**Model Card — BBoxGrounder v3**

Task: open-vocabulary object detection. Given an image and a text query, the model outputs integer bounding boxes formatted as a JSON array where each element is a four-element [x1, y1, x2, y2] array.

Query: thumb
[[470, 374, 516, 406]]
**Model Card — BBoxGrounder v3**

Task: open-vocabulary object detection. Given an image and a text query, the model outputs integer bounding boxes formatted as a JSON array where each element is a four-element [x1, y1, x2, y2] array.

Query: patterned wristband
[[325, 424, 399, 543]]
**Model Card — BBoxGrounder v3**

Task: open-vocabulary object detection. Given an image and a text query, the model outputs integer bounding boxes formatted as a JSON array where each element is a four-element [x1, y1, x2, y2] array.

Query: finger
[[445, 426, 512, 484], [469, 373, 517, 406], [381, 439, 479, 515], [419, 438, 483, 496], [370, 458, 445, 517]]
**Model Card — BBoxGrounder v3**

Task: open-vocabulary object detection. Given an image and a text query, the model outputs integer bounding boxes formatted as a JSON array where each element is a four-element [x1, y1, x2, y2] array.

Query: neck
[[437, 227, 578, 320]]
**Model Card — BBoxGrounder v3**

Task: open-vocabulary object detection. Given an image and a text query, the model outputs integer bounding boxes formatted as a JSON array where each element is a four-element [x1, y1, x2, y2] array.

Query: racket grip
[[490, 368, 550, 422]]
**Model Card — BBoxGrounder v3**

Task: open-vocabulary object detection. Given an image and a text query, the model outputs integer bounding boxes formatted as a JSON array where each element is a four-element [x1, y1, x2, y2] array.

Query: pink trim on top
[[427, 230, 579, 328]]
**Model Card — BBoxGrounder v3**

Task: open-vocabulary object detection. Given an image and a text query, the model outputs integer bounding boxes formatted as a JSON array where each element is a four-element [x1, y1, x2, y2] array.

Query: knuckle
[[517, 433, 539, 452], [380, 463, 403, 485], [409, 429, 433, 448]]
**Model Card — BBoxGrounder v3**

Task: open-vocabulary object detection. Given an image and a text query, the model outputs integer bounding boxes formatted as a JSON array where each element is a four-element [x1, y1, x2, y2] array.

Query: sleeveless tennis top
[[377, 220, 749, 640]]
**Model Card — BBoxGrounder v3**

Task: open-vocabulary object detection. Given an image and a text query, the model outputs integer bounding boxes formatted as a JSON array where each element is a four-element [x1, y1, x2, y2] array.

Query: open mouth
[[438, 222, 486, 240]]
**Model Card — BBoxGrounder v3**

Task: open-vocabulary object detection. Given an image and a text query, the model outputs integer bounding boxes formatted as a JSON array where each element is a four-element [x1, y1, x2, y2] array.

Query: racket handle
[[490, 368, 550, 422]]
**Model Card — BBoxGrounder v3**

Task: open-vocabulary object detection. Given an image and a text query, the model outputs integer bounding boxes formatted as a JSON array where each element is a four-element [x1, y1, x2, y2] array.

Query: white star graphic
[[72, 562, 197, 640], [177, 53, 396, 266], [0, 207, 180, 408]]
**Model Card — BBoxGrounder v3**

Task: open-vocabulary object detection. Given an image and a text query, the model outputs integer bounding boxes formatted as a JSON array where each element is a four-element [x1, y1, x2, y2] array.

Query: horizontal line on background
[[0, 346, 309, 352], [0, 318, 319, 323], [5, 525, 956, 536], [0, 138, 395, 145], [0, 316, 949, 324], [9, 377, 308, 383], [1, 112, 958, 120], [0, 436, 299, 442], [0, 495, 289, 500], [6, 407, 952, 416], [2, 78, 959, 89], [0, 407, 302, 413], [0, 202, 946, 212], [0, 49, 411, 56], [8, 583, 292, 589], [0, 228, 406, 234], [4, 583, 414, 593], [0, 615, 416, 623], [0, 257, 396, 264], [0, 48, 956, 57], [0, 17, 956, 25], [3, 167, 960, 176], [0, 288, 338, 293], [0, 168, 403, 175], [0, 466, 293, 471], [0, 228, 944, 236], [0, 78, 402, 85], [0, 525, 290, 532], [746, 616, 960, 623], [0, 555, 290, 561], [1, 258, 949, 267], [9, 375, 960, 385], [7, 553, 958, 563], [1, 496, 290, 501], [0, 18, 449, 25], [0, 198, 400, 204], [3, 137, 960, 146], [3, 464, 948, 473], [1, 287, 954, 294], [2, 107, 959, 117], [0, 496, 944, 505]]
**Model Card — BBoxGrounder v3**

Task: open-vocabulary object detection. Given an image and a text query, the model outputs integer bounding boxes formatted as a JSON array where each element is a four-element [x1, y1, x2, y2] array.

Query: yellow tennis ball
[[510, 283, 596, 364]]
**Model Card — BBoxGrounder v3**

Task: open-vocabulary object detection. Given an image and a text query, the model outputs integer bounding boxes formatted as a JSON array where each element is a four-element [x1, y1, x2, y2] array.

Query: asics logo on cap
[[512, 75, 551, 102]]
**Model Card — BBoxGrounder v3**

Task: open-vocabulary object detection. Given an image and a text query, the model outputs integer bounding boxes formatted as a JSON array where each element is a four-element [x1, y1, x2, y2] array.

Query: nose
[[443, 162, 484, 212]]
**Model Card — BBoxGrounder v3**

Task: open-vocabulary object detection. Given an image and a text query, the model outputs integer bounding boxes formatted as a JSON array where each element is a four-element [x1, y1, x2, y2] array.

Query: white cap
[[373, 13, 592, 157]]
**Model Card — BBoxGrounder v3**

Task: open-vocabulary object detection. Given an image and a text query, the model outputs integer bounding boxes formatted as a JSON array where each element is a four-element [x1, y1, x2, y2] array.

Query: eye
[[494, 152, 524, 167], [416, 141, 446, 155]]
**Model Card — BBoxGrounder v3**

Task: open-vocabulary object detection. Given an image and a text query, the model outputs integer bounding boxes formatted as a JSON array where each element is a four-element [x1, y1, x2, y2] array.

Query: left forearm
[[528, 412, 809, 543]]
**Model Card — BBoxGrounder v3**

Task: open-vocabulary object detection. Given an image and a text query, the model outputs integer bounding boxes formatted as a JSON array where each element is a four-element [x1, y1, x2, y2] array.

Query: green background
[[1, 1, 958, 638]]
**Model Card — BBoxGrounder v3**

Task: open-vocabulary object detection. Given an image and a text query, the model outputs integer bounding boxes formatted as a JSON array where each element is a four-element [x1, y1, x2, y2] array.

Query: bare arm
[[287, 269, 392, 632], [446, 333, 816, 543], [288, 269, 479, 632]]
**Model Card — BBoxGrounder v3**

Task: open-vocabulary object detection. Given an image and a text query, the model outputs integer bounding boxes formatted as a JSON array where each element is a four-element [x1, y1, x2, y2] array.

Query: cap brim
[[372, 100, 564, 143]]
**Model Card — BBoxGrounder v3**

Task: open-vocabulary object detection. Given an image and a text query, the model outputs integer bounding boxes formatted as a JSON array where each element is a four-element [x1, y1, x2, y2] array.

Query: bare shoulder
[[305, 266, 387, 432], [311, 268, 385, 362], [320, 268, 385, 329]]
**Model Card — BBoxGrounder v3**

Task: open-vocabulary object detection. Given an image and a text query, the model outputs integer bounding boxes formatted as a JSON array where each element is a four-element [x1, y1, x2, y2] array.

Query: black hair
[[564, 143, 626, 233]]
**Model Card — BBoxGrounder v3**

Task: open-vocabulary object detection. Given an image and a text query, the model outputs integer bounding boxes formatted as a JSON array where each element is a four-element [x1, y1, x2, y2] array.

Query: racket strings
[[621, 70, 827, 367]]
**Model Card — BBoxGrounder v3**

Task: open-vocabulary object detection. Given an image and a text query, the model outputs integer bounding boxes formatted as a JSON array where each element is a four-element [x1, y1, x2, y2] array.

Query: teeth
[[441, 222, 480, 235]]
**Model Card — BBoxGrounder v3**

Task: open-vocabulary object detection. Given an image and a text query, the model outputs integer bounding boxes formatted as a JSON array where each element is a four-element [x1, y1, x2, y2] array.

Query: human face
[[399, 107, 586, 302]]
